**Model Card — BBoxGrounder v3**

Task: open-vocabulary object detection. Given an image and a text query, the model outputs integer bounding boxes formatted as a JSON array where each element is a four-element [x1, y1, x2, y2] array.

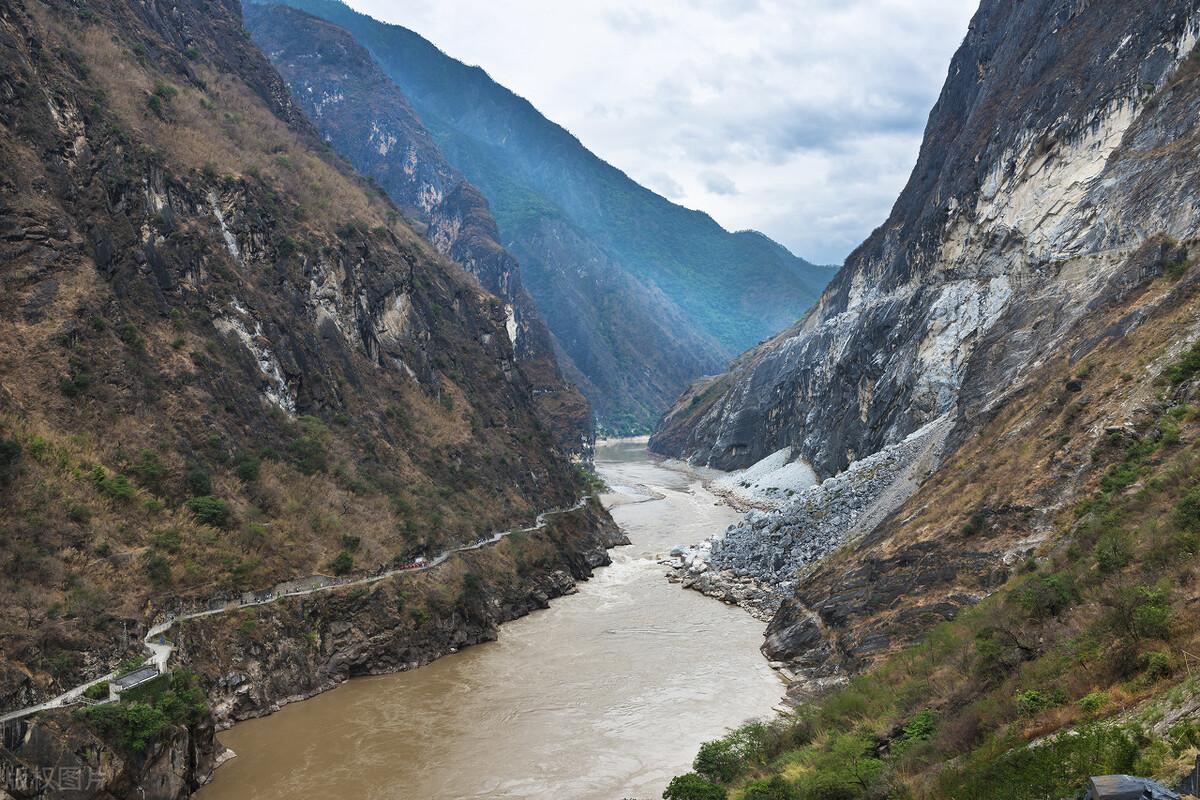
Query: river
[[198, 440, 783, 800]]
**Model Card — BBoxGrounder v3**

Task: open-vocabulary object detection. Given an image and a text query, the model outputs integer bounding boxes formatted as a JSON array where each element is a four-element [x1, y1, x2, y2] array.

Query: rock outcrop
[[654, 0, 1200, 690], [174, 501, 626, 726], [1, 712, 218, 800], [242, 4, 593, 460], [653, 1, 1200, 475]]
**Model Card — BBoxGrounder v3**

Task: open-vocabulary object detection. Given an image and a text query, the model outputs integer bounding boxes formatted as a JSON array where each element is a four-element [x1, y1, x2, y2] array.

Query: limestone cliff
[[654, 0, 1200, 692], [653, 1, 1200, 476]]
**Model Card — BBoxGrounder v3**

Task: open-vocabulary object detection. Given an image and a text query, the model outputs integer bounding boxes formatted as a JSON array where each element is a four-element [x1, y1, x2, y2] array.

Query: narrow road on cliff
[[0, 496, 593, 725]]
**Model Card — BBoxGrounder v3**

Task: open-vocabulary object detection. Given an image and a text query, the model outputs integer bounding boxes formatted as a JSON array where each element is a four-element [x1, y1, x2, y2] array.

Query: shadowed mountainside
[[252, 0, 835, 434]]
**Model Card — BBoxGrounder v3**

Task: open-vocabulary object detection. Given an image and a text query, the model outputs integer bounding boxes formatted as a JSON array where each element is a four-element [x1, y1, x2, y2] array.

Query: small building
[[1085, 775, 1180, 800], [110, 664, 160, 696]]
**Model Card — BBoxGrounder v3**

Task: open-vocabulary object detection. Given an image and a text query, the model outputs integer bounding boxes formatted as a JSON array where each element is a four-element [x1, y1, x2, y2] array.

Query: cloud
[[700, 170, 738, 196], [347, 0, 978, 265], [647, 171, 686, 199]]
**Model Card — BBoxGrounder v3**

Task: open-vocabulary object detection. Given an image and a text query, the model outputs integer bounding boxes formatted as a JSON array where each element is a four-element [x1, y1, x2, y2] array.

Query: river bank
[[196, 440, 783, 800]]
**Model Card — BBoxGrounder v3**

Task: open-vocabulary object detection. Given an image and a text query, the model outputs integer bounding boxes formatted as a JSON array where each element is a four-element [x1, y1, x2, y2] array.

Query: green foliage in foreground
[[663, 773, 728, 800], [185, 495, 231, 528], [78, 670, 208, 753], [665, 398, 1200, 800], [939, 724, 1139, 800]]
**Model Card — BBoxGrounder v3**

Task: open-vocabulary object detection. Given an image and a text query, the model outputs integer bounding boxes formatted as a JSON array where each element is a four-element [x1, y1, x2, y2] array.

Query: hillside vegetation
[[666, 246, 1200, 799], [0, 0, 596, 713]]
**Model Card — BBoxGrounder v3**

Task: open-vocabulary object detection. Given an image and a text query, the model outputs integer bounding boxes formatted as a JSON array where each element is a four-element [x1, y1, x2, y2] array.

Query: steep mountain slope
[[0, 0, 619, 790], [240, 3, 593, 460], [650, 1, 1200, 797], [654, 1, 1200, 476], [251, 0, 834, 433]]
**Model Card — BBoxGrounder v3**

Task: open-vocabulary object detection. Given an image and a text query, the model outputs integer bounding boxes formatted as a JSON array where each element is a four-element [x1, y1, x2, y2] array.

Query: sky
[[346, 0, 978, 265]]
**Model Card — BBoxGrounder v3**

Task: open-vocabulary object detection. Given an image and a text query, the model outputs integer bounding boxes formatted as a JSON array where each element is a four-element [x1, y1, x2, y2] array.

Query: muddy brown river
[[198, 441, 782, 800]]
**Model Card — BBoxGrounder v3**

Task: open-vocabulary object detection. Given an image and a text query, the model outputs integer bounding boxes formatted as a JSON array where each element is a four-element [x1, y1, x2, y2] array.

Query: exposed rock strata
[[178, 502, 626, 727], [653, 2, 1200, 476], [655, 0, 1200, 695]]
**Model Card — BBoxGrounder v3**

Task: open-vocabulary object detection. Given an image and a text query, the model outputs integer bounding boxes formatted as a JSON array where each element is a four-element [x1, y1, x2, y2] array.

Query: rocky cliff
[[654, 1, 1200, 476], [256, 0, 834, 434], [0, 0, 620, 793], [656, 0, 1200, 687], [241, 3, 593, 461]]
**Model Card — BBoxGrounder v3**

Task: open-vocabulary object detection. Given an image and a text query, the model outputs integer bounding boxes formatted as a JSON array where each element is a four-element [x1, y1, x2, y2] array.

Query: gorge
[[196, 441, 783, 800], [6, 1, 1200, 799]]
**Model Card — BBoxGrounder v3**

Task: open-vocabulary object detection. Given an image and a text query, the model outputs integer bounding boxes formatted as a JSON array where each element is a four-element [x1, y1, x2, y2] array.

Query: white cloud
[[346, 0, 978, 264], [701, 170, 739, 196]]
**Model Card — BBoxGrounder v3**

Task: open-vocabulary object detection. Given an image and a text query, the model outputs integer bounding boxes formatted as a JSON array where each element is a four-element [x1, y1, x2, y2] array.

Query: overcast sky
[[346, 0, 978, 265]]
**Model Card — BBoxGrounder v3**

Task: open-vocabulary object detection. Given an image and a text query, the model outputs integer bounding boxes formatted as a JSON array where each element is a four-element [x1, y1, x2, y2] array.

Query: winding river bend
[[198, 441, 782, 800]]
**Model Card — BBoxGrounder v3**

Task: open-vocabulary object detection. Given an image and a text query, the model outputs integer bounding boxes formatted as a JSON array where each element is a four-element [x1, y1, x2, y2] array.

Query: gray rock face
[[656, 0, 1200, 691], [675, 414, 952, 617], [652, 0, 1200, 477]]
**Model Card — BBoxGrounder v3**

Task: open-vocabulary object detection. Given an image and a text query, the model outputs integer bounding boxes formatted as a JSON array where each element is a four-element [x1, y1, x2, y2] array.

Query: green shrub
[[83, 682, 110, 701], [95, 471, 136, 502], [1017, 573, 1076, 619], [939, 724, 1139, 800], [288, 436, 327, 475], [130, 450, 167, 494], [0, 437, 21, 486], [59, 370, 90, 397], [1094, 533, 1131, 573], [962, 509, 987, 536], [1144, 651, 1173, 680], [151, 528, 182, 552], [902, 710, 936, 743], [144, 552, 171, 586], [741, 777, 798, 800], [792, 733, 885, 800], [1173, 487, 1200, 531], [1100, 461, 1143, 494], [329, 551, 354, 575], [1078, 692, 1108, 714], [80, 702, 167, 752], [693, 738, 740, 784], [662, 773, 727, 800], [1014, 689, 1059, 717], [1167, 341, 1200, 385], [1106, 584, 1173, 643], [117, 321, 145, 351], [184, 466, 212, 497], [341, 534, 361, 552], [234, 453, 260, 482], [185, 495, 231, 528]]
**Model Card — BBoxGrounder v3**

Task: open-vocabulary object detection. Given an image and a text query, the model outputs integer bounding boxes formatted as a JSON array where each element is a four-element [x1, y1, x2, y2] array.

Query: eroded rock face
[[653, 1, 1200, 477], [242, 4, 594, 460], [653, 0, 1200, 693], [1, 711, 217, 800], [175, 502, 627, 727]]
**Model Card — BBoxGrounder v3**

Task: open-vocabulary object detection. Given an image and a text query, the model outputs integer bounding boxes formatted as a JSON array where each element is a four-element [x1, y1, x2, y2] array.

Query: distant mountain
[[242, 3, 593, 460], [256, 0, 833, 433]]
